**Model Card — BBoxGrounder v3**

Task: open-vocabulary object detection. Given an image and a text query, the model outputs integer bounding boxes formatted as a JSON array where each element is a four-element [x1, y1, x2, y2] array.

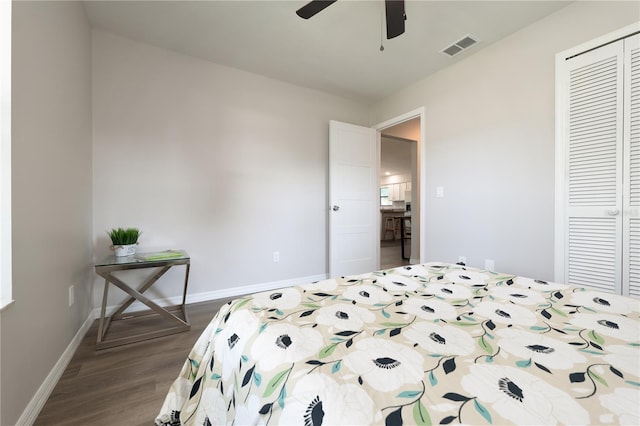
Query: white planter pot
[[113, 244, 136, 257]]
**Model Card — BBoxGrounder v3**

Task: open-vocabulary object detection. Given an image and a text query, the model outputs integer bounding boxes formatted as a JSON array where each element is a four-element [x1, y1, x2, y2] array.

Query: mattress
[[156, 262, 640, 425]]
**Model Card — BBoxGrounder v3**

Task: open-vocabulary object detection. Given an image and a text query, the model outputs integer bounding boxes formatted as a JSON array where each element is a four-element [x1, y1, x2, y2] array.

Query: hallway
[[380, 239, 410, 270]]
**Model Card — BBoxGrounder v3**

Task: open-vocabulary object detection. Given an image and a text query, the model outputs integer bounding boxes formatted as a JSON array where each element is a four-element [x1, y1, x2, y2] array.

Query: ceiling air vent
[[441, 35, 479, 57]]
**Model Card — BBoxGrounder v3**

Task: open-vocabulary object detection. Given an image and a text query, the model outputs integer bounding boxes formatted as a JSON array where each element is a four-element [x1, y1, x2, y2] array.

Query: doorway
[[375, 112, 423, 269]]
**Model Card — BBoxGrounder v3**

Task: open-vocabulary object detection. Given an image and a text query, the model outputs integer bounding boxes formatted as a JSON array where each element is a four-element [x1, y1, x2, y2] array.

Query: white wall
[[92, 31, 369, 307], [380, 173, 412, 186], [369, 1, 640, 279], [1, 2, 93, 424], [5, 2, 638, 423]]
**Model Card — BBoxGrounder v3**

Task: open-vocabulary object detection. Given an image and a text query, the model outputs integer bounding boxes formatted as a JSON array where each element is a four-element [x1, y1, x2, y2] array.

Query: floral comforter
[[156, 263, 640, 425]]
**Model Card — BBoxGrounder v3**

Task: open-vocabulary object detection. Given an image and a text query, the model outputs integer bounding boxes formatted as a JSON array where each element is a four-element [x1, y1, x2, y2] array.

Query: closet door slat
[[623, 34, 640, 296]]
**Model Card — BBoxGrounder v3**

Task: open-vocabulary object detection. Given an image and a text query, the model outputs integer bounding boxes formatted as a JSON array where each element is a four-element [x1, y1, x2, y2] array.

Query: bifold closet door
[[623, 34, 640, 296], [564, 39, 624, 294]]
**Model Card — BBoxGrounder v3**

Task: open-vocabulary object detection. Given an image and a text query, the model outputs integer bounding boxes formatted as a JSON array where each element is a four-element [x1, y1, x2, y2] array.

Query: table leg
[[105, 273, 189, 326], [181, 263, 191, 322], [110, 265, 172, 319], [97, 278, 110, 344], [181, 263, 190, 307]]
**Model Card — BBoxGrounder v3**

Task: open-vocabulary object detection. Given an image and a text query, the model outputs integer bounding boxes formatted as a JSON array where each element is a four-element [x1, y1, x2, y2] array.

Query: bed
[[155, 262, 640, 425]]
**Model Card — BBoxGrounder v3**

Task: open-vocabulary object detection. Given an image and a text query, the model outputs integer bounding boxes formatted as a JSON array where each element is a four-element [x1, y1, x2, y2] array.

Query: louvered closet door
[[565, 41, 624, 294], [623, 34, 640, 296]]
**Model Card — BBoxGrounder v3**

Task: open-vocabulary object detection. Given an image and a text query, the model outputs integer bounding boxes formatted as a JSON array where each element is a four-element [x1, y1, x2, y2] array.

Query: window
[[380, 186, 392, 206], [0, 0, 12, 309]]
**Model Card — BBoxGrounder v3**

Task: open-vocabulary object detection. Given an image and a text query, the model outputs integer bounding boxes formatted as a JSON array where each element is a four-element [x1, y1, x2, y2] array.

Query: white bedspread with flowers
[[156, 263, 640, 425]]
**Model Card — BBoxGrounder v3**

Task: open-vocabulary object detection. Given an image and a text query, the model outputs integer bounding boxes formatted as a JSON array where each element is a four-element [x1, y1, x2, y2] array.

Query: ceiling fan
[[296, 0, 406, 40]]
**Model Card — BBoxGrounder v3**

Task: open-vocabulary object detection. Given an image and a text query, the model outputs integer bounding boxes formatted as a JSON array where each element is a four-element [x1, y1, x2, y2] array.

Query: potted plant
[[107, 227, 141, 257]]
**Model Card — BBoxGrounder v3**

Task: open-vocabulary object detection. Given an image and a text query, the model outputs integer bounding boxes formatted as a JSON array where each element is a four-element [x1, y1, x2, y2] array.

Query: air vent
[[441, 35, 479, 57]]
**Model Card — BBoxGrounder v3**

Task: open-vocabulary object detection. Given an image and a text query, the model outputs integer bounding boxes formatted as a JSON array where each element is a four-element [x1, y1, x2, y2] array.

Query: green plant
[[107, 227, 141, 246]]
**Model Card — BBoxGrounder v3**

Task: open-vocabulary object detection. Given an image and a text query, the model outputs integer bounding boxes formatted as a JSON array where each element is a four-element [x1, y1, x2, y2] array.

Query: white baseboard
[[20, 272, 328, 424], [16, 310, 95, 426], [186, 273, 330, 303], [91, 273, 329, 318]]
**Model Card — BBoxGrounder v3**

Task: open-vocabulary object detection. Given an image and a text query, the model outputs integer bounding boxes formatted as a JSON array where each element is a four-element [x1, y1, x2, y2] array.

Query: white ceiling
[[83, 0, 571, 104]]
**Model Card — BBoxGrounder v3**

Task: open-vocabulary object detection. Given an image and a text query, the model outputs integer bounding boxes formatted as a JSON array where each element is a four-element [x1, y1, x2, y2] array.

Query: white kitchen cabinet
[[383, 182, 412, 201]]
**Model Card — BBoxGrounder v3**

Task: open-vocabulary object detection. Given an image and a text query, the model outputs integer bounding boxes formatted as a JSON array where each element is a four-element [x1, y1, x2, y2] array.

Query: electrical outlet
[[485, 259, 495, 271], [68, 285, 74, 307], [273, 251, 280, 262]]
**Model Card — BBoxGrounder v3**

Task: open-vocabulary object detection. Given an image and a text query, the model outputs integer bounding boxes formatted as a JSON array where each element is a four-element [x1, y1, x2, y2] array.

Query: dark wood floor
[[35, 244, 408, 425], [380, 238, 411, 270], [35, 298, 234, 426]]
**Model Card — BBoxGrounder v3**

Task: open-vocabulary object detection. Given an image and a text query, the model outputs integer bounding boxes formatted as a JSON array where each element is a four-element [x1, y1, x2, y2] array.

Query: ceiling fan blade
[[385, 0, 405, 39], [296, 0, 338, 19]]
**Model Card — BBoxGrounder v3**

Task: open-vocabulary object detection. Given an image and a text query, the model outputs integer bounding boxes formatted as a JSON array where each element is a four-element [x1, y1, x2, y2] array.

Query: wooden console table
[[94, 251, 191, 350]]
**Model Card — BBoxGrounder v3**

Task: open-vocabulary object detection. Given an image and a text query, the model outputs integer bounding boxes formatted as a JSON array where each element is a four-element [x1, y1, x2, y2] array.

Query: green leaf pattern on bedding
[[156, 263, 640, 425]]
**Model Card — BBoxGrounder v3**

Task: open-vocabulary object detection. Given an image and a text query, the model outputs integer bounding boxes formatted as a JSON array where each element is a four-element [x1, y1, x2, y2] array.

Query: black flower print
[[227, 333, 240, 350], [373, 357, 401, 369], [275, 334, 293, 349], [335, 310, 349, 320], [593, 297, 611, 307], [499, 377, 524, 402], [270, 292, 283, 300], [304, 395, 325, 426], [421, 305, 435, 313], [495, 309, 511, 319], [597, 319, 619, 329], [429, 332, 446, 345], [526, 344, 554, 354]]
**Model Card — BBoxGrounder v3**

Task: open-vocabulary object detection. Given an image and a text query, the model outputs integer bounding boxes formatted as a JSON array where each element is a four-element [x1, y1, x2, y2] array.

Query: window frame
[[1, 0, 12, 310]]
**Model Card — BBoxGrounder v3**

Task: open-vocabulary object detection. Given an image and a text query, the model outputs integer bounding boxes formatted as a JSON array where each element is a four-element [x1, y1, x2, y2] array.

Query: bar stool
[[383, 217, 396, 240], [394, 217, 403, 237]]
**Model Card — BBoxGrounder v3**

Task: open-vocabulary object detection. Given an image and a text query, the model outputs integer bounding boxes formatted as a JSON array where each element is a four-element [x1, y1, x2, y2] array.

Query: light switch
[[436, 186, 444, 198]]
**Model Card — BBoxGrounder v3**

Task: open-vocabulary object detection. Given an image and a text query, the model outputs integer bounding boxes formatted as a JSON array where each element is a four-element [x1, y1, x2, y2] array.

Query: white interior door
[[329, 120, 378, 277]]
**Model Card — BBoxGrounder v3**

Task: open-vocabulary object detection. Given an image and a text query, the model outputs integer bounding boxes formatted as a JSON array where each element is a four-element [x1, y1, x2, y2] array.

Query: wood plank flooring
[[380, 238, 410, 270], [35, 243, 408, 425], [35, 299, 235, 426]]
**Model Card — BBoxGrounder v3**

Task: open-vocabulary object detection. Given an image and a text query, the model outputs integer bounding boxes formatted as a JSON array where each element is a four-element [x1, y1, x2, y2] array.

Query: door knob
[[607, 209, 619, 216], [332, 205, 340, 211]]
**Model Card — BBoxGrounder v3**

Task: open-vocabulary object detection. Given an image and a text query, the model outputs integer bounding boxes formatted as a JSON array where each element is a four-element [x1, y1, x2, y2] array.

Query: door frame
[[373, 107, 427, 264]]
